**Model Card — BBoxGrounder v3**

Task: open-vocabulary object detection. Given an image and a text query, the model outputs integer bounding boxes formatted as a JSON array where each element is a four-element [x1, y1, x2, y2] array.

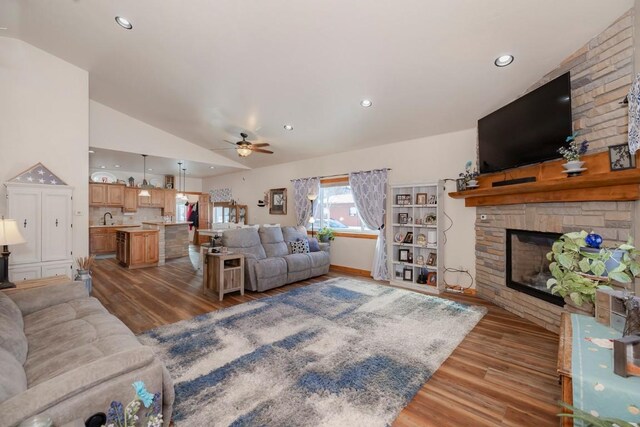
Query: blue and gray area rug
[[139, 278, 486, 426]]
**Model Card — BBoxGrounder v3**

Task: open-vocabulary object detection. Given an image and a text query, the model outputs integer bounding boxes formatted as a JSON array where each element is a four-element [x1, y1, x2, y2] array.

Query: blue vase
[[585, 233, 603, 249]]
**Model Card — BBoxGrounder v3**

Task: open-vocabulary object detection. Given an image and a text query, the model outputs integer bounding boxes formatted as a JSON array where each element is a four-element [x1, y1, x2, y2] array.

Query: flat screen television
[[478, 72, 572, 174]]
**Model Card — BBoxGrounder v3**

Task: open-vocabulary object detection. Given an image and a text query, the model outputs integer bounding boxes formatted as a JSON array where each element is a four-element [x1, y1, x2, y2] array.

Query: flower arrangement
[[75, 255, 95, 272], [558, 132, 589, 162], [104, 381, 163, 427], [459, 161, 479, 183]]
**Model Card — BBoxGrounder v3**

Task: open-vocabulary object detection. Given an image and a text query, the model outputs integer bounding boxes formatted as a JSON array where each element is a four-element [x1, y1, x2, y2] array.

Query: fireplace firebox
[[506, 229, 563, 306]]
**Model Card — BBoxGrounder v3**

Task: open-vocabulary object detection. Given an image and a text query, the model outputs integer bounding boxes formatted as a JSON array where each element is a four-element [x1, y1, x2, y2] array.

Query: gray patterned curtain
[[349, 169, 388, 280], [291, 177, 320, 227]]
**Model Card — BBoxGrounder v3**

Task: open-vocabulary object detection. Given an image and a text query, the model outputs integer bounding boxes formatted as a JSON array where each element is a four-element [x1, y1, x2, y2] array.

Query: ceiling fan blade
[[251, 148, 274, 154], [251, 143, 270, 147]]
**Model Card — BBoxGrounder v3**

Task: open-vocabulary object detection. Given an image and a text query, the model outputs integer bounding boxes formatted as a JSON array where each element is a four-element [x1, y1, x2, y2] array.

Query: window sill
[[308, 231, 378, 240]]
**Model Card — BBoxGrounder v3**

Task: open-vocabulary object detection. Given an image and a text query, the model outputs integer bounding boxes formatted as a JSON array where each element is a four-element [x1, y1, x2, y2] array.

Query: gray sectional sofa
[[222, 225, 330, 291], [0, 281, 174, 427]]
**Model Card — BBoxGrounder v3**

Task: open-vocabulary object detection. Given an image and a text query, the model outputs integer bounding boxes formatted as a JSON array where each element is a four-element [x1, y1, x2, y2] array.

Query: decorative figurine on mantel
[[459, 160, 479, 189], [558, 132, 589, 177]]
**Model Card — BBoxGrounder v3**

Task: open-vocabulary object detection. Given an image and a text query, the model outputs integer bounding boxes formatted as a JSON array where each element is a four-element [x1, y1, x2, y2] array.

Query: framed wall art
[[269, 188, 288, 215], [609, 144, 636, 171]]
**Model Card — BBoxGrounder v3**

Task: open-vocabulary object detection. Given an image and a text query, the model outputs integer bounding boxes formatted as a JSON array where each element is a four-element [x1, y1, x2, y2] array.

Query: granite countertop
[[89, 224, 141, 229], [141, 221, 192, 226], [114, 227, 159, 234]]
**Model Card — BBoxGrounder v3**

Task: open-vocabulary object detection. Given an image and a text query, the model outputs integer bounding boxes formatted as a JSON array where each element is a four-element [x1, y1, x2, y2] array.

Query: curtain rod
[[291, 168, 391, 182]]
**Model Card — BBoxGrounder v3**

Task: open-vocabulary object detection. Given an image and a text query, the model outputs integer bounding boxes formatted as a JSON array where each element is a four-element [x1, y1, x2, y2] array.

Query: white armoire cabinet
[[5, 183, 74, 281]]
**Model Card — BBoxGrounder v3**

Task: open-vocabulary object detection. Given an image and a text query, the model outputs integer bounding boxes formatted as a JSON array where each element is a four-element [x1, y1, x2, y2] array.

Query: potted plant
[[317, 227, 335, 243], [459, 161, 479, 188], [546, 231, 640, 315], [558, 132, 589, 176]]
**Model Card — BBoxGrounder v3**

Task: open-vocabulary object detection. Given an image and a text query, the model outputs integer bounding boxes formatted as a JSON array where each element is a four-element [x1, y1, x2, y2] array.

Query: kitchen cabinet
[[163, 189, 177, 216], [6, 183, 73, 281], [123, 188, 138, 213], [116, 229, 159, 269], [138, 188, 164, 208], [89, 183, 125, 207]]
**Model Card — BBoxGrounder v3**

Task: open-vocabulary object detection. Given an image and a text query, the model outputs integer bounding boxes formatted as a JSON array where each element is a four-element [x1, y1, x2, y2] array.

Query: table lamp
[[0, 219, 27, 289]]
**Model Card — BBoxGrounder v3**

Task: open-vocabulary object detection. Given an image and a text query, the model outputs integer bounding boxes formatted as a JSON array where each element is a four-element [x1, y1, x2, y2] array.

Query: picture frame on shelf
[[426, 252, 437, 266], [456, 178, 467, 192], [426, 272, 437, 286], [269, 188, 287, 215], [398, 248, 410, 262], [403, 232, 414, 244], [416, 255, 424, 265], [415, 193, 428, 205], [609, 144, 636, 171], [425, 213, 437, 225], [403, 268, 413, 282], [395, 269, 403, 279], [396, 194, 412, 205], [398, 213, 408, 224], [408, 251, 413, 263], [428, 195, 437, 205]]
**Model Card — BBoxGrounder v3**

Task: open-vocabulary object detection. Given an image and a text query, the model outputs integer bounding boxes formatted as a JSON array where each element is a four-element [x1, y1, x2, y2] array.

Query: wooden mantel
[[449, 150, 640, 207]]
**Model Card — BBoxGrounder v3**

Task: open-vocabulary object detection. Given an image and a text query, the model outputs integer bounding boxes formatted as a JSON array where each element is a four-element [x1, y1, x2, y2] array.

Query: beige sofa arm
[[0, 347, 159, 427], [319, 242, 331, 253], [8, 281, 88, 316]]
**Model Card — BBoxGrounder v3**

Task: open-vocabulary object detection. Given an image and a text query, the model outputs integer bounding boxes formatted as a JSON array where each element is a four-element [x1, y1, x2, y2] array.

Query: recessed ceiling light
[[284, 124, 293, 131], [360, 99, 373, 108], [100, 165, 106, 169], [147, 168, 153, 171], [210, 166, 215, 169], [114, 165, 120, 168], [88, 150, 95, 154], [0, 27, 8, 31], [115, 16, 133, 30], [494, 54, 514, 67]]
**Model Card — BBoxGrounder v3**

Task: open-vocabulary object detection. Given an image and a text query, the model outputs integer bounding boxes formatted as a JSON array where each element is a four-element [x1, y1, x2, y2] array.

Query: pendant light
[[181, 167, 188, 201], [139, 154, 150, 197], [175, 162, 184, 199]]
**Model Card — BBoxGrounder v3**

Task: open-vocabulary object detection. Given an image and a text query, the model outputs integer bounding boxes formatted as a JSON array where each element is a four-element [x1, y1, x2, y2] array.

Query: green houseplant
[[317, 227, 335, 243], [546, 231, 640, 314]]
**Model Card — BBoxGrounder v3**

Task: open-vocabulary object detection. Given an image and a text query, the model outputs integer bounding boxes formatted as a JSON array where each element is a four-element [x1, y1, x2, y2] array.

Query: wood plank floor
[[92, 248, 561, 426]]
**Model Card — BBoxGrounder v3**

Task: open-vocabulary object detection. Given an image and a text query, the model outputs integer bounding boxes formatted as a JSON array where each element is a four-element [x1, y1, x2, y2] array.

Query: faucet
[[103, 212, 113, 226]]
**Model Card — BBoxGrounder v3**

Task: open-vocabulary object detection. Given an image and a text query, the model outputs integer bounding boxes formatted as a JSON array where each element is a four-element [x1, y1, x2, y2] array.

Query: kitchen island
[[141, 221, 191, 265], [115, 228, 159, 269]]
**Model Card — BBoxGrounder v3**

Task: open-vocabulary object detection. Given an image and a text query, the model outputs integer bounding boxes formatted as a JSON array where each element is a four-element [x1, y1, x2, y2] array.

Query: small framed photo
[[396, 194, 411, 205], [609, 144, 636, 171], [426, 272, 437, 286], [403, 267, 413, 282], [398, 248, 410, 262], [395, 269, 403, 279], [403, 232, 413, 244], [428, 195, 437, 205], [456, 178, 467, 192], [426, 252, 437, 266], [415, 193, 428, 205], [398, 213, 408, 224], [416, 255, 425, 265]]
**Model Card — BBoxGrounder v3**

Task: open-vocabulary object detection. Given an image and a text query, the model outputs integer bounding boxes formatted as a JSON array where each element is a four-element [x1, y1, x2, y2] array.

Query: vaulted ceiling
[[0, 0, 633, 172]]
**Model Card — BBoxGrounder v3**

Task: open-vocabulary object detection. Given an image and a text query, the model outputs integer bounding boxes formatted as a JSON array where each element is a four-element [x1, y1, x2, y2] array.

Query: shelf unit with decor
[[387, 181, 444, 294]]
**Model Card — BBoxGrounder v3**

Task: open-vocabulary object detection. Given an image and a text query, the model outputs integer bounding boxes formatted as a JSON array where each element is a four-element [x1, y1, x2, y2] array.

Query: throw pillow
[[307, 237, 321, 252], [290, 240, 310, 254]]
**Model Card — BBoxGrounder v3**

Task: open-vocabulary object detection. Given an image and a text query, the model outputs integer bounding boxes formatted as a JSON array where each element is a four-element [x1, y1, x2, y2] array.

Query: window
[[310, 181, 376, 234]]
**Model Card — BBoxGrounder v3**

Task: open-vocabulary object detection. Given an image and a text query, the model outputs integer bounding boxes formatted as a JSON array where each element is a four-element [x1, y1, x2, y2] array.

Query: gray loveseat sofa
[[222, 226, 330, 291], [0, 281, 174, 427]]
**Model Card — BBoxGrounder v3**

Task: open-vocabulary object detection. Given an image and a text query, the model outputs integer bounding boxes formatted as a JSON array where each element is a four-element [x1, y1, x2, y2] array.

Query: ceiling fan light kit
[[213, 132, 274, 157]]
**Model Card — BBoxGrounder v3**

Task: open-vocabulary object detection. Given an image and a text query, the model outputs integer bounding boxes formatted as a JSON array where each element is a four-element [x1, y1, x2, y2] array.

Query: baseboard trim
[[330, 264, 372, 278]]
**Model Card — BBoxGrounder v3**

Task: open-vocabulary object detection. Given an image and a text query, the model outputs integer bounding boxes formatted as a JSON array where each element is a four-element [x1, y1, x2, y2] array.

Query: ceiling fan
[[212, 133, 273, 157]]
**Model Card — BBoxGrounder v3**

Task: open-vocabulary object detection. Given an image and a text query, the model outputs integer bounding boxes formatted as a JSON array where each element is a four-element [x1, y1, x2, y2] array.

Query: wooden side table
[[1, 275, 72, 295], [558, 312, 573, 426], [203, 252, 244, 301]]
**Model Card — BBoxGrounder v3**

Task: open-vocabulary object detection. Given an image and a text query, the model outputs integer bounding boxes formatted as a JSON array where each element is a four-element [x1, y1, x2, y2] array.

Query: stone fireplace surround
[[475, 201, 639, 332]]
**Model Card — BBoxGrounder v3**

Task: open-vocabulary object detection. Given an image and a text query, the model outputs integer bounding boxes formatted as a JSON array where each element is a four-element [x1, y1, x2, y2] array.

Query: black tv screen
[[478, 72, 572, 174]]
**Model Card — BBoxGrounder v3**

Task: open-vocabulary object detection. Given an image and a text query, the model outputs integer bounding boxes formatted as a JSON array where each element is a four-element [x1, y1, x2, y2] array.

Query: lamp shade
[[139, 189, 151, 197], [0, 219, 27, 246], [307, 192, 318, 201]]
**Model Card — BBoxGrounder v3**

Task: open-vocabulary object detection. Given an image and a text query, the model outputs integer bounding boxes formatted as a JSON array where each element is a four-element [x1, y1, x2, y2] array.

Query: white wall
[[203, 128, 477, 285], [89, 101, 247, 171], [0, 37, 89, 257]]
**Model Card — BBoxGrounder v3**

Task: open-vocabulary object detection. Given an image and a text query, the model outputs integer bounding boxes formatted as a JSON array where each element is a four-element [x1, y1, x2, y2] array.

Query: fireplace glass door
[[506, 229, 563, 306]]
